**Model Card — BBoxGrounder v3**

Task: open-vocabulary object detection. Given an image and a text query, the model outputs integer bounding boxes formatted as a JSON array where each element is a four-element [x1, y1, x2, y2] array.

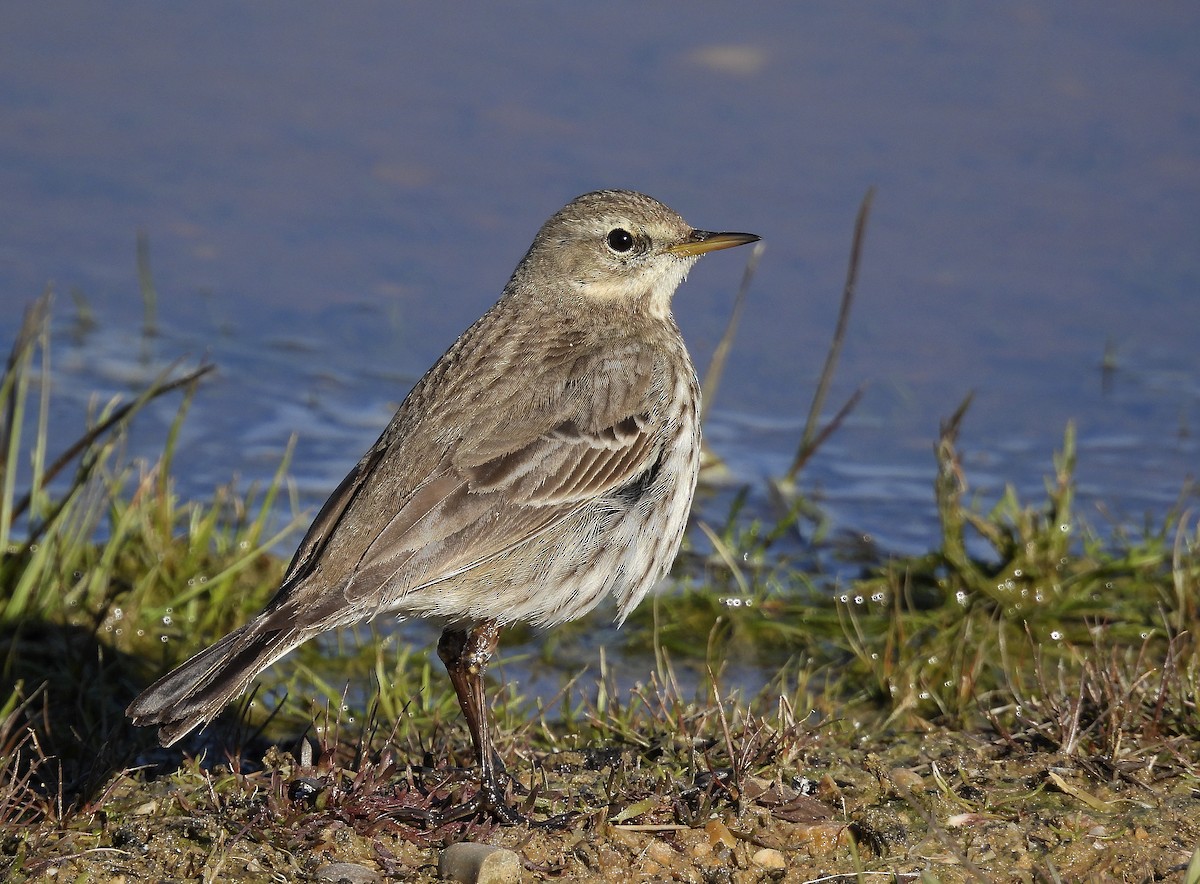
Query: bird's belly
[[402, 440, 700, 629]]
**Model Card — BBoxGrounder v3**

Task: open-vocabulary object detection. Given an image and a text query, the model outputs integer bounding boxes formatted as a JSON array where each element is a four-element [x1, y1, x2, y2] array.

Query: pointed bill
[[666, 230, 760, 258]]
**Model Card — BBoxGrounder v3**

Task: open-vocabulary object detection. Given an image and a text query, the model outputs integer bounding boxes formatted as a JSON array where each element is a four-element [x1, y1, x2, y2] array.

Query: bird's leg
[[437, 620, 522, 824]]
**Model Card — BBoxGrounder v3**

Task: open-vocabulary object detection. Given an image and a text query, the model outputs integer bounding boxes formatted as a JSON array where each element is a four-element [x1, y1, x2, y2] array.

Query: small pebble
[[439, 842, 522, 884], [888, 768, 926, 792], [645, 840, 675, 866], [751, 847, 786, 871], [704, 819, 736, 849]]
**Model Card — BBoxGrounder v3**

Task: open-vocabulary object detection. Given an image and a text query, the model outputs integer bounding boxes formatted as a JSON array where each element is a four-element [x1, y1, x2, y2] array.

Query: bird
[[127, 189, 759, 822]]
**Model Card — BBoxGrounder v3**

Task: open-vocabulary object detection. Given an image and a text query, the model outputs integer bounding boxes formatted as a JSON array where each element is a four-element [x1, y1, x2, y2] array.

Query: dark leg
[[437, 620, 522, 824]]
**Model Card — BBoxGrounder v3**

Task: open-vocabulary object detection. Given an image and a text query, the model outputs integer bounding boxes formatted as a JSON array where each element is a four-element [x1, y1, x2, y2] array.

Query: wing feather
[[274, 330, 670, 623], [341, 411, 660, 607]]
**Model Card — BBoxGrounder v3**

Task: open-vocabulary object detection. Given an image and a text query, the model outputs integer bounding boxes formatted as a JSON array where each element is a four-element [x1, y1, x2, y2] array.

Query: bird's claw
[[430, 769, 579, 828]]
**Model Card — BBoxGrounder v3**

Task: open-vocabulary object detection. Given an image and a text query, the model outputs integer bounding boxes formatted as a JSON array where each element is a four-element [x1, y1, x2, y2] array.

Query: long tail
[[126, 615, 301, 747]]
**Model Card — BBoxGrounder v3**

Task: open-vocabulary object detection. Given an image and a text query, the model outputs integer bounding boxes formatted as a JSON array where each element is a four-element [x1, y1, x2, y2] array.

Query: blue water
[[2, 4, 1198, 693]]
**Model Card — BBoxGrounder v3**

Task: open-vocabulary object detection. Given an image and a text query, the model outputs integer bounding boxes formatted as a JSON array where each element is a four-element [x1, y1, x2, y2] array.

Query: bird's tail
[[126, 614, 300, 747]]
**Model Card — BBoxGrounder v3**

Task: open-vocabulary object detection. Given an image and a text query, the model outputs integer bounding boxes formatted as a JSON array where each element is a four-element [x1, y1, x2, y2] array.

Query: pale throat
[[574, 255, 697, 320], [640, 256, 695, 320]]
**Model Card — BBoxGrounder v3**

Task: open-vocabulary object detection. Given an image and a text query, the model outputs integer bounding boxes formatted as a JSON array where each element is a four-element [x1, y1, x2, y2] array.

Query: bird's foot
[[431, 770, 578, 828], [430, 776, 524, 826], [480, 774, 527, 826]]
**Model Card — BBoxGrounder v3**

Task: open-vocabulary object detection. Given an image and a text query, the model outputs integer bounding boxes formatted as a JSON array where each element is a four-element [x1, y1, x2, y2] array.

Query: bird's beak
[[667, 230, 760, 257]]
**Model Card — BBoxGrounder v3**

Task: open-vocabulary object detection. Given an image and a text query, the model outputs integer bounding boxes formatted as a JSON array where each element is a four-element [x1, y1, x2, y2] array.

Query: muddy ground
[[8, 728, 1197, 883]]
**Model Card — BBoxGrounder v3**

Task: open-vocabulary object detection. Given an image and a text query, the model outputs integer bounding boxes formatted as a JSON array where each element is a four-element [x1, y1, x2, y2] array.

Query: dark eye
[[605, 228, 635, 253]]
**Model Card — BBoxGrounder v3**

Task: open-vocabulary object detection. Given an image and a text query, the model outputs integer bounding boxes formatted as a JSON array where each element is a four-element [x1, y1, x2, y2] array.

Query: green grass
[[0, 293, 303, 808]]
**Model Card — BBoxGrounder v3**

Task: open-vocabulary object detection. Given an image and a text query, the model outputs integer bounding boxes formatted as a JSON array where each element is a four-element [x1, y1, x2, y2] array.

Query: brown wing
[[339, 407, 660, 606], [272, 332, 666, 621], [275, 443, 390, 590]]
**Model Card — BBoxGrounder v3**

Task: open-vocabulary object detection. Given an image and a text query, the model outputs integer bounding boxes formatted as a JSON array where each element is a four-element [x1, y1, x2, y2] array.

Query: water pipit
[[127, 190, 759, 822]]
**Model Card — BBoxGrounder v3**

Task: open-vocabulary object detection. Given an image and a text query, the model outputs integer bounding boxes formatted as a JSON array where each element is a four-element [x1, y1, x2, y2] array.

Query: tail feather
[[126, 617, 300, 747]]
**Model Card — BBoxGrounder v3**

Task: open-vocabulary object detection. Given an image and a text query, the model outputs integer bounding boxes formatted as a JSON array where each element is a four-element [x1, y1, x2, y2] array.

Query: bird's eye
[[605, 228, 635, 253]]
